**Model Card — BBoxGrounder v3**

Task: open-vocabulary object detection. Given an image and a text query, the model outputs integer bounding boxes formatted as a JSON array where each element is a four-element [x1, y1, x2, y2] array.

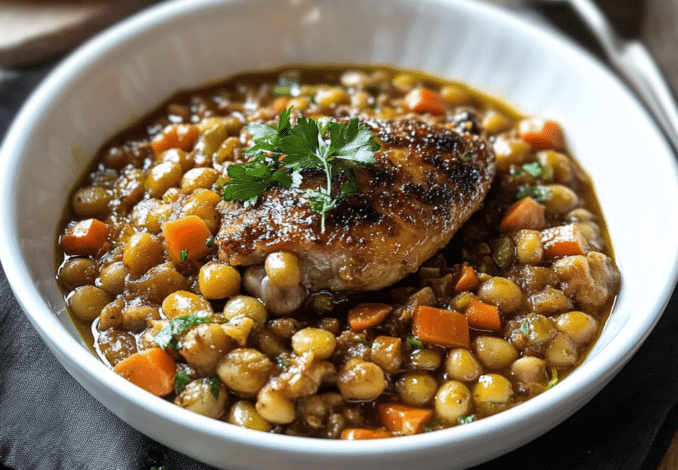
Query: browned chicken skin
[[217, 116, 495, 291]]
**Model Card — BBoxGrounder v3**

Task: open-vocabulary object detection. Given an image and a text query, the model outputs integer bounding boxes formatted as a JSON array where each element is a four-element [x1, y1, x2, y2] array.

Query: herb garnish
[[221, 107, 380, 232], [516, 185, 552, 202], [174, 371, 191, 394], [154, 312, 212, 349], [207, 376, 221, 399], [458, 415, 475, 425], [406, 337, 424, 349], [179, 249, 188, 263], [547, 366, 559, 389], [511, 161, 544, 178], [205, 236, 215, 248], [520, 319, 530, 335]]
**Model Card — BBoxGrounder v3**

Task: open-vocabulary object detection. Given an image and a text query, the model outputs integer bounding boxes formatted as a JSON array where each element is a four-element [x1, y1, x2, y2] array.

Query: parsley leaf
[[154, 312, 213, 349], [520, 319, 530, 335], [458, 415, 475, 425], [222, 107, 380, 232], [516, 185, 552, 202], [174, 371, 191, 394], [207, 376, 221, 399], [406, 337, 424, 349], [179, 249, 188, 263]]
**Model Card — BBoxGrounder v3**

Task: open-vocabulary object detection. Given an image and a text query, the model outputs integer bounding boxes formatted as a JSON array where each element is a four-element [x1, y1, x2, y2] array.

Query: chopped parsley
[[174, 371, 191, 394], [516, 184, 552, 202], [154, 312, 213, 349], [458, 415, 475, 425], [547, 366, 559, 389], [511, 161, 544, 178], [356, 335, 371, 346], [423, 419, 440, 432], [406, 337, 424, 349], [179, 249, 188, 263], [205, 236, 215, 248], [207, 376, 221, 399], [520, 319, 530, 335], [221, 107, 380, 232]]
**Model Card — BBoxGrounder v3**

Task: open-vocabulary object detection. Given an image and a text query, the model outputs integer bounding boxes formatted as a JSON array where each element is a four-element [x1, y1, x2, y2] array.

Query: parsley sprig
[[221, 107, 380, 232]]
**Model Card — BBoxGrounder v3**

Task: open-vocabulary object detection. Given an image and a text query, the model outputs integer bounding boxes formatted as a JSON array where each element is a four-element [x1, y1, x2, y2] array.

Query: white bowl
[[1, 0, 678, 469]]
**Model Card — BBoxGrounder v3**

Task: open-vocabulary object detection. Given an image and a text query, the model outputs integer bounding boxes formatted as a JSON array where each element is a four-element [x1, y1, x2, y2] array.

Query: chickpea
[[145, 161, 182, 198], [242, 264, 266, 298], [256, 386, 296, 425], [543, 184, 578, 215], [180, 167, 219, 193], [473, 374, 513, 415], [445, 349, 482, 382], [474, 336, 518, 370], [175, 378, 228, 419], [528, 287, 571, 315], [68, 285, 110, 322], [537, 150, 573, 183], [260, 277, 306, 316], [159, 148, 192, 172], [315, 87, 350, 109], [477, 277, 523, 314], [264, 252, 302, 289], [409, 348, 441, 371], [440, 85, 472, 106], [181, 323, 234, 375], [545, 332, 578, 367], [513, 230, 543, 266], [98, 261, 129, 296], [199, 261, 241, 300], [395, 372, 438, 407], [122, 232, 164, 277], [217, 348, 273, 396], [435, 381, 473, 423], [555, 311, 599, 345], [291, 328, 337, 360], [337, 358, 387, 401], [510, 356, 548, 393], [96, 328, 137, 366], [214, 136, 241, 164], [227, 400, 271, 432], [481, 110, 512, 135], [221, 315, 256, 347], [223, 295, 267, 324], [162, 290, 214, 319], [127, 264, 190, 305], [98, 299, 124, 331], [71, 186, 112, 218], [493, 137, 532, 172], [288, 96, 311, 112], [122, 306, 160, 332], [58, 257, 98, 291]]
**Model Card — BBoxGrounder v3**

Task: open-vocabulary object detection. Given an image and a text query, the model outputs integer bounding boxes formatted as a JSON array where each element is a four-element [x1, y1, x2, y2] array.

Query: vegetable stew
[[56, 65, 620, 438]]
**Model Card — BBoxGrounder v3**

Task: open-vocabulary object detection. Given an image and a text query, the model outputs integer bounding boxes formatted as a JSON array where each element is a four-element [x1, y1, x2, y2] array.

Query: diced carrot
[[412, 305, 470, 349], [518, 118, 566, 151], [162, 215, 214, 265], [541, 224, 589, 259], [378, 403, 434, 435], [340, 428, 392, 440], [151, 123, 200, 156], [272, 96, 289, 114], [498, 197, 546, 233], [113, 347, 176, 397], [404, 87, 447, 115], [348, 303, 393, 331], [60, 218, 109, 256], [466, 298, 501, 331], [455, 265, 479, 292]]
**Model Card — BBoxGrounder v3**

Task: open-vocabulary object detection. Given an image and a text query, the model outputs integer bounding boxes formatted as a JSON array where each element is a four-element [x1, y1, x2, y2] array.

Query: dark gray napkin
[[2, 15, 678, 470]]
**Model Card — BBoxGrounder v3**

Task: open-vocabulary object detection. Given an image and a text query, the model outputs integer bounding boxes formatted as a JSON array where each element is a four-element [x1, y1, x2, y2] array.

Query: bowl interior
[[2, 0, 678, 469]]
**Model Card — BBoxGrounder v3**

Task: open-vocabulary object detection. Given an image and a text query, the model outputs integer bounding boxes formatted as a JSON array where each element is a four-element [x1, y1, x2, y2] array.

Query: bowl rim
[[1, 0, 678, 465]]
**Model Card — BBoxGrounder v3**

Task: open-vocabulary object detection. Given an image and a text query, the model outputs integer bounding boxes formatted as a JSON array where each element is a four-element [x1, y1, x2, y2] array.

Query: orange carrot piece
[[455, 265, 479, 292], [162, 215, 214, 265], [378, 403, 434, 435], [541, 224, 589, 259], [272, 96, 289, 114], [518, 118, 565, 151], [412, 305, 470, 349], [498, 197, 546, 233], [151, 123, 200, 156], [113, 347, 176, 397], [466, 298, 501, 331], [348, 303, 393, 331], [340, 428, 392, 440], [404, 87, 447, 115], [60, 218, 109, 256]]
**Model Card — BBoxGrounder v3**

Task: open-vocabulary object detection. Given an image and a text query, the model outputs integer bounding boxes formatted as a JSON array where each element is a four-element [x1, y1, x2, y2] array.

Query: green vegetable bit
[[458, 415, 475, 425], [179, 249, 188, 263], [221, 107, 380, 232], [174, 371, 191, 394], [520, 319, 530, 335], [207, 376, 221, 399], [516, 185, 552, 202], [154, 312, 213, 349], [406, 337, 424, 349]]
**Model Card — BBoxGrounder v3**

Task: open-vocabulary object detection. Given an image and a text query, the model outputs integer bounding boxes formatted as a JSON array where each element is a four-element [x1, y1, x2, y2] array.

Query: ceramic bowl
[[2, 0, 678, 469]]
